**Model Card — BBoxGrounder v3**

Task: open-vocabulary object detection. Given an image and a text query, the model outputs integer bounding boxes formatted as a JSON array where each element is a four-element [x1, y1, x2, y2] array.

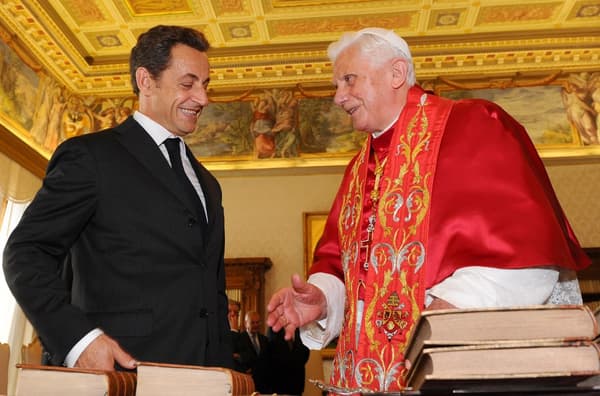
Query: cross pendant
[[360, 215, 376, 270]]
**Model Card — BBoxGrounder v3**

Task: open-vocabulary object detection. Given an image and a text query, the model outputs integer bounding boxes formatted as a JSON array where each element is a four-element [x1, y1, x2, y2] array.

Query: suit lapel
[[114, 117, 200, 219]]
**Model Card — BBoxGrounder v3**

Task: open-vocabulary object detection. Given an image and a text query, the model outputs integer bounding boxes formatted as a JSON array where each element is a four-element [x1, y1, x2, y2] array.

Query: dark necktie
[[252, 333, 260, 354], [164, 138, 207, 225]]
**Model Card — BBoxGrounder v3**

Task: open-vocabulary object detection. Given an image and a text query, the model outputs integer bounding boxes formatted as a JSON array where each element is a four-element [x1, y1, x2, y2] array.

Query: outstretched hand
[[266, 273, 327, 340], [74, 334, 137, 371]]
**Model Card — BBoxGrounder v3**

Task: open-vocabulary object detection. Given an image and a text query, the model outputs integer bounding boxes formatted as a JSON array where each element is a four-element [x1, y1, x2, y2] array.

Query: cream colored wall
[[217, 168, 345, 308], [217, 161, 600, 311], [217, 168, 343, 395], [546, 162, 600, 247]]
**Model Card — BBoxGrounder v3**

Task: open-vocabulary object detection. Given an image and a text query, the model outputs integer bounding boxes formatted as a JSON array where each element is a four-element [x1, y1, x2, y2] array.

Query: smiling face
[[137, 44, 210, 137], [332, 44, 404, 134]]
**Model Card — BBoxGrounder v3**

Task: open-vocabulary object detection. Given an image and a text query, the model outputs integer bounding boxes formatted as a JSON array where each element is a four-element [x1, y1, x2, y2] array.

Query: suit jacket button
[[188, 218, 196, 227], [199, 308, 208, 317]]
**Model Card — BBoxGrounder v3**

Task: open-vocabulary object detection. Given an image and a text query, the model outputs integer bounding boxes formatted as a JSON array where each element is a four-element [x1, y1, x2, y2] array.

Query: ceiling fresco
[[0, 0, 599, 97], [0, 0, 599, 177]]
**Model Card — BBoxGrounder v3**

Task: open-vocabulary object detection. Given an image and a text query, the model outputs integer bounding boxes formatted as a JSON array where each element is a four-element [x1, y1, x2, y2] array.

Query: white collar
[[133, 111, 179, 145], [372, 113, 400, 139]]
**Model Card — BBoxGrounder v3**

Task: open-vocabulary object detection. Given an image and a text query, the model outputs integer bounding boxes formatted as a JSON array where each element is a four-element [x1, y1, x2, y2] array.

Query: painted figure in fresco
[[115, 105, 133, 124], [12, 73, 36, 127], [588, 72, 600, 137], [251, 92, 276, 158], [250, 89, 300, 158], [562, 73, 599, 145], [62, 96, 94, 139], [43, 91, 67, 150], [267, 27, 590, 392], [271, 89, 299, 158], [92, 98, 136, 130], [30, 77, 60, 147], [93, 106, 117, 130]]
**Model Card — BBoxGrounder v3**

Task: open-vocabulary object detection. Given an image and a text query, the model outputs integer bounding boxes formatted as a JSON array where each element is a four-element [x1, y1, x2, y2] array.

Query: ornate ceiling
[[1, 0, 599, 98]]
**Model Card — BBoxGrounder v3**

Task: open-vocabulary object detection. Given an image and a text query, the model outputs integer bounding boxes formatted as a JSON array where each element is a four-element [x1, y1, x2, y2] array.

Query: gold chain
[[369, 153, 388, 206], [361, 152, 388, 271]]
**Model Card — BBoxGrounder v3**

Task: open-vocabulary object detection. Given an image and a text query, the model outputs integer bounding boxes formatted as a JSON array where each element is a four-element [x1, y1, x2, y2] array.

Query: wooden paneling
[[225, 257, 272, 330]]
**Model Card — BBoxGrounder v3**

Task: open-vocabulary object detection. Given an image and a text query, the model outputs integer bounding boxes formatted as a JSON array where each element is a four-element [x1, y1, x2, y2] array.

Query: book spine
[[231, 371, 255, 396], [106, 371, 137, 396], [584, 304, 600, 337]]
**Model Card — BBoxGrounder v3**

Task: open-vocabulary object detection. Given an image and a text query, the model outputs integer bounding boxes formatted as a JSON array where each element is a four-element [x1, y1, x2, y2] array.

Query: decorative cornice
[[2, 0, 599, 97]]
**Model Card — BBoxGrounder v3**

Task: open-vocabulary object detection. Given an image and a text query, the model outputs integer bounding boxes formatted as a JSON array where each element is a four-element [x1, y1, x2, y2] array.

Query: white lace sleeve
[[547, 268, 583, 305]]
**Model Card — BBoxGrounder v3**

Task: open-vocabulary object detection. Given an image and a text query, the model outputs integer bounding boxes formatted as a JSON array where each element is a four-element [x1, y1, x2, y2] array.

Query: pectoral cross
[[360, 214, 377, 270], [360, 153, 387, 272]]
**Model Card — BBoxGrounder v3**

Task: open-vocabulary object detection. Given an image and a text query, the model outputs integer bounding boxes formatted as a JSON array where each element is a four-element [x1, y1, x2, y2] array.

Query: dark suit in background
[[2, 25, 232, 370], [236, 311, 270, 393], [266, 327, 310, 396], [228, 299, 245, 372]]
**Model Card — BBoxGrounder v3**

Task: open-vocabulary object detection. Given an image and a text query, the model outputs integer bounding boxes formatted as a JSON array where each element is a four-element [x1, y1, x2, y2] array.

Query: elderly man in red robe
[[267, 27, 590, 393]]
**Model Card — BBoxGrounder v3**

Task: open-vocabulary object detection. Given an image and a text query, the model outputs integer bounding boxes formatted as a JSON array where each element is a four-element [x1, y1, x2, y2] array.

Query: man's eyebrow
[[178, 73, 199, 81], [178, 73, 210, 85]]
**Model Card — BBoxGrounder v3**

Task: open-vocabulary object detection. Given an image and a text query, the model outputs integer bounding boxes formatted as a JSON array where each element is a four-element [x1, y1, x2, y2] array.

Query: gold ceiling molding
[[435, 72, 563, 91], [0, 24, 42, 73], [0, 0, 598, 97]]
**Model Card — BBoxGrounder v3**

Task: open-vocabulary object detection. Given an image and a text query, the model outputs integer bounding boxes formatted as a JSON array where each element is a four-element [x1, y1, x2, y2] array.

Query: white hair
[[327, 27, 416, 87]]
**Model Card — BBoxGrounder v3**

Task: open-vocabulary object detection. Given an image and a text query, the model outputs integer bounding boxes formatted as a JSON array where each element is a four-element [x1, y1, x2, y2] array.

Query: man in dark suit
[[236, 311, 269, 392], [266, 327, 309, 396], [2, 25, 232, 371], [228, 299, 245, 372]]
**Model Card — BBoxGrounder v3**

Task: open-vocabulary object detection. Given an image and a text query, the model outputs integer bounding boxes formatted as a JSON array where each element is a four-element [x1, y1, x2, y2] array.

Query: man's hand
[[74, 334, 137, 371], [425, 297, 457, 311], [266, 274, 327, 341]]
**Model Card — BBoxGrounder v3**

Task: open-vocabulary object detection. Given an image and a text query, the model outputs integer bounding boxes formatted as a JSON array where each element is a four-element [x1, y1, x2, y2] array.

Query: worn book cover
[[404, 304, 598, 366], [135, 361, 255, 396], [15, 363, 136, 396], [405, 340, 600, 391]]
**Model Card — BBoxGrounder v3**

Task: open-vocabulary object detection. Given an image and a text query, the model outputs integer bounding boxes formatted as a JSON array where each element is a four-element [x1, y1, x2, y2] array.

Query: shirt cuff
[[64, 328, 104, 367], [299, 273, 345, 349]]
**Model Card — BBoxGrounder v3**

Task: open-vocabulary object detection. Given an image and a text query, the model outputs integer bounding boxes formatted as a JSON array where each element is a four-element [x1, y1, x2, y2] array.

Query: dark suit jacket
[[236, 331, 269, 392], [230, 330, 245, 373], [266, 327, 310, 395], [3, 117, 232, 368]]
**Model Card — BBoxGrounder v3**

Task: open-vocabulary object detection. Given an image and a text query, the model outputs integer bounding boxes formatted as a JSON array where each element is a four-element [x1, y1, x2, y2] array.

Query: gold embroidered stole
[[332, 89, 453, 392]]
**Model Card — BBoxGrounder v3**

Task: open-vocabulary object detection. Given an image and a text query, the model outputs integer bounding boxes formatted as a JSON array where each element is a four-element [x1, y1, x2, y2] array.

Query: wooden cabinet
[[224, 257, 272, 331]]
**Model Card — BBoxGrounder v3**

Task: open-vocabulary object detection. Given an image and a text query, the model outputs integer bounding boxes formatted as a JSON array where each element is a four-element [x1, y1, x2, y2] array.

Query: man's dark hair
[[129, 25, 210, 95]]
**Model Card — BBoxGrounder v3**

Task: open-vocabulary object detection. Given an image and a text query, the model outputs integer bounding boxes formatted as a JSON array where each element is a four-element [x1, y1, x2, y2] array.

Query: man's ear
[[135, 67, 153, 95], [391, 58, 408, 88]]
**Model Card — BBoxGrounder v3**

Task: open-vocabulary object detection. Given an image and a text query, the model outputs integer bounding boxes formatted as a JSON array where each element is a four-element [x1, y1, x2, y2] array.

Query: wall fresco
[[0, 39, 598, 166]]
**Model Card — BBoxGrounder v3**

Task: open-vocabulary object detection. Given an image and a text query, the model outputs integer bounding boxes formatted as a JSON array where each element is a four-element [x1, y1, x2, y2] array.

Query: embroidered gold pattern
[[331, 92, 452, 392]]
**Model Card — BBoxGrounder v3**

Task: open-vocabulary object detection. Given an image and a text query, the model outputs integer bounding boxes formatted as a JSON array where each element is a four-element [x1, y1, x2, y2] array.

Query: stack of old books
[[403, 304, 600, 393], [15, 361, 255, 396]]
